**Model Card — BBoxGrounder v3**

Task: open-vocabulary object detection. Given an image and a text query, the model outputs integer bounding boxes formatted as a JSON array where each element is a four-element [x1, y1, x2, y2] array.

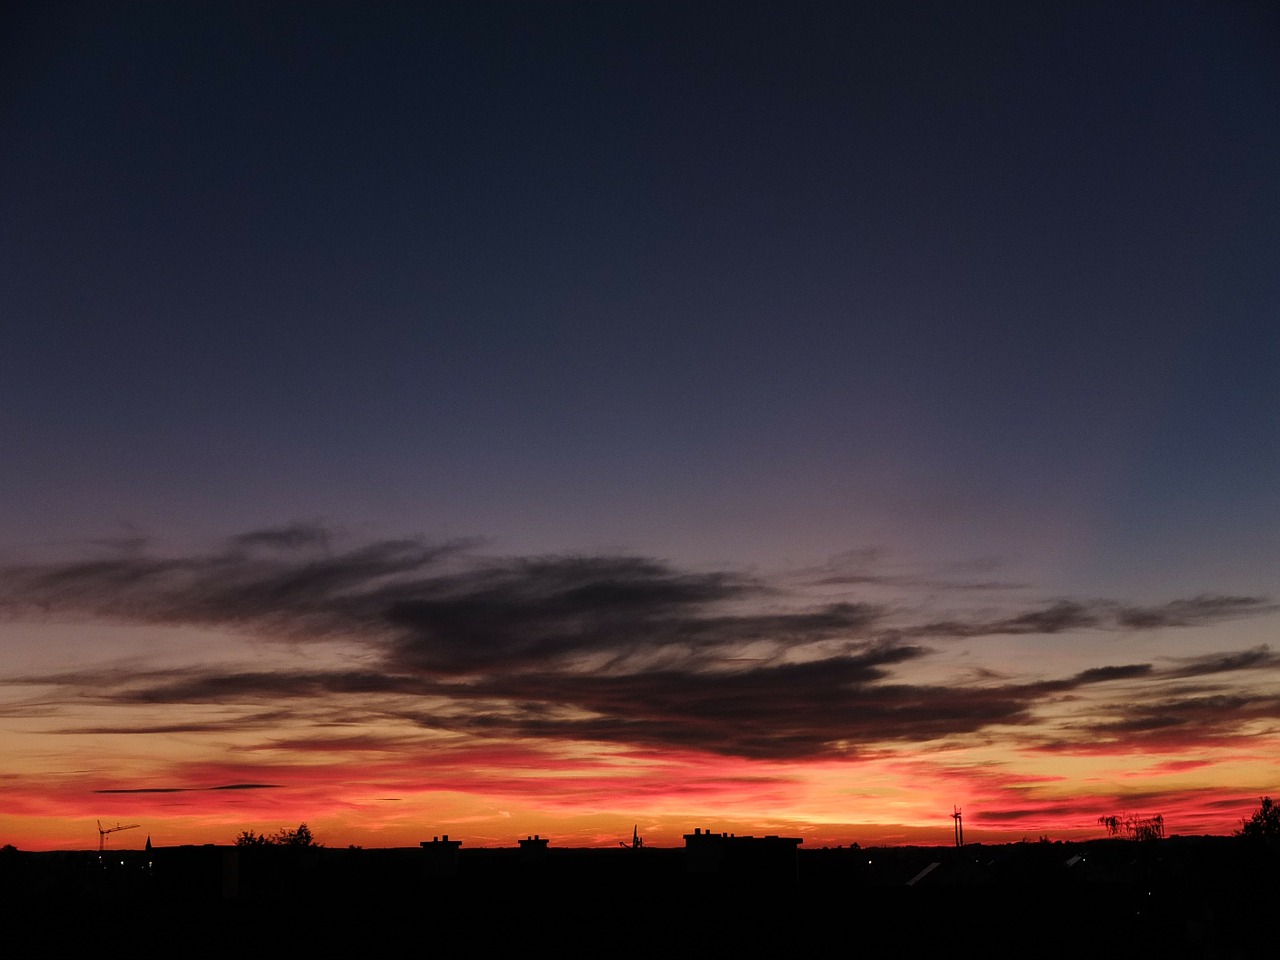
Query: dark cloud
[[1166, 645, 1280, 677], [1096, 694, 1264, 732], [429, 648, 992, 759], [57, 722, 254, 735], [208, 783, 282, 791], [229, 523, 333, 552], [379, 555, 767, 674], [1, 527, 1275, 760], [17, 647, 1177, 761], [1069, 664, 1155, 685], [913, 601, 1101, 639], [1116, 595, 1276, 629], [1054, 692, 1280, 753], [109, 670, 428, 704], [93, 784, 280, 793], [0, 535, 467, 637], [808, 574, 1027, 592], [798, 550, 1029, 592], [2, 532, 1267, 660], [913, 596, 1275, 640]]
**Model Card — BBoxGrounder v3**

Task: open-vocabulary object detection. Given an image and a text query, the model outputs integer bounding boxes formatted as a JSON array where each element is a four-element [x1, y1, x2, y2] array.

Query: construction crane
[[98, 820, 140, 858], [619, 824, 643, 849]]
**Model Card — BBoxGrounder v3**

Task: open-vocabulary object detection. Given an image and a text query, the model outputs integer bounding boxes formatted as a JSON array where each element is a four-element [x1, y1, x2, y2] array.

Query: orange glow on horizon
[[3, 736, 1272, 852]]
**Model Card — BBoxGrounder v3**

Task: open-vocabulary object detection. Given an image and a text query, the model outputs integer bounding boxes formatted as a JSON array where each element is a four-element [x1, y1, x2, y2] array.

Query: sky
[[1, 1, 1278, 852]]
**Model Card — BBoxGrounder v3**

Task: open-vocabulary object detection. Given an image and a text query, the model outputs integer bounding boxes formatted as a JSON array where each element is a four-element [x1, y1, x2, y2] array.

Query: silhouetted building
[[420, 835, 463, 879], [518, 835, 549, 859], [683, 828, 802, 885]]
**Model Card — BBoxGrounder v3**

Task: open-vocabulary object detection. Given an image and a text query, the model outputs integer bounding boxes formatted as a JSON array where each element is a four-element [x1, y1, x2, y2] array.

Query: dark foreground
[[4, 836, 1275, 958]]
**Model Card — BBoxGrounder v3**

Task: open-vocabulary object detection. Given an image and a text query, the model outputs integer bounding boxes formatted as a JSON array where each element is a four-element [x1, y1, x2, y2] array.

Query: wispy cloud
[[1116, 595, 1274, 629], [1, 527, 1276, 761], [1165, 645, 1280, 677], [94, 784, 280, 794]]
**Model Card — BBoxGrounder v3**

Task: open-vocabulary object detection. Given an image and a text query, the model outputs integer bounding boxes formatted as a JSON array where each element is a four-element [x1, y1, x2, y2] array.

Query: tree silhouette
[[1237, 797, 1280, 840], [235, 823, 320, 847], [273, 823, 317, 847]]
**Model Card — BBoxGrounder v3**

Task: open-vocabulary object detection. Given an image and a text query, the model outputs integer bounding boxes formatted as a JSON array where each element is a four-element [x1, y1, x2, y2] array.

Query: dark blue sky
[[3, 1, 1277, 592]]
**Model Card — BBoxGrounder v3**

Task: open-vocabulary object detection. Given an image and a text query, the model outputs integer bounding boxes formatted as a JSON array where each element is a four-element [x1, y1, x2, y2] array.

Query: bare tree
[[1098, 813, 1163, 840]]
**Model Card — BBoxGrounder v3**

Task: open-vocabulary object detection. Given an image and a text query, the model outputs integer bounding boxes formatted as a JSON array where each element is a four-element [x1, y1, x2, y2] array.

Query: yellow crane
[[97, 819, 140, 859]]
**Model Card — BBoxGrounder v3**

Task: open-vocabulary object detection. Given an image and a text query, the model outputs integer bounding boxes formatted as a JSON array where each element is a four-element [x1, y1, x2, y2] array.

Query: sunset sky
[[2, 1, 1278, 852]]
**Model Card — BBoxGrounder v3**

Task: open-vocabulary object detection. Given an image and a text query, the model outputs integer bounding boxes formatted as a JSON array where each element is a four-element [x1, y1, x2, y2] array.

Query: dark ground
[[4, 837, 1275, 958]]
